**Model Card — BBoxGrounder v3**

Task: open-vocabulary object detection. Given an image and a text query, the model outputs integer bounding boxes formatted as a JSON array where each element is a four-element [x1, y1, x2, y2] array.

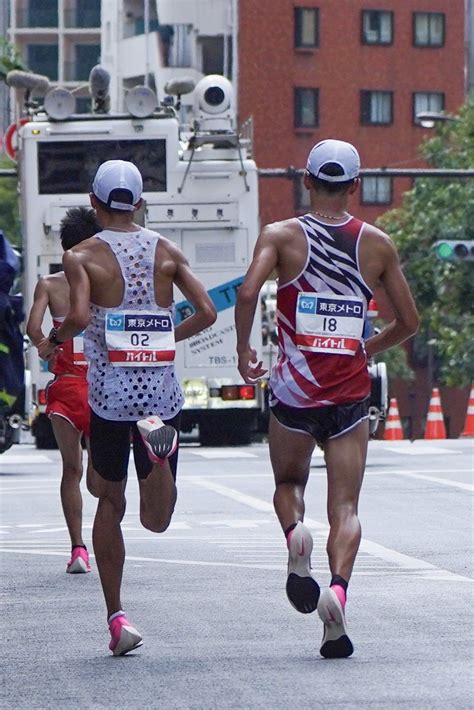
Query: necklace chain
[[311, 210, 347, 221]]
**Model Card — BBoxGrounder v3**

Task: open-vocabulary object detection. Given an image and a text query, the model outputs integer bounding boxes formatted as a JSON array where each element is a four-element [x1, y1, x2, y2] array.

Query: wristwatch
[[48, 327, 64, 345]]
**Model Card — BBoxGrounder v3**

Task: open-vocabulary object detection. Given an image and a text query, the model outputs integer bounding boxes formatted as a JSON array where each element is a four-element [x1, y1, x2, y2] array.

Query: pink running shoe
[[66, 546, 91, 574], [317, 587, 353, 658], [286, 522, 320, 614], [137, 415, 178, 464], [108, 614, 143, 656]]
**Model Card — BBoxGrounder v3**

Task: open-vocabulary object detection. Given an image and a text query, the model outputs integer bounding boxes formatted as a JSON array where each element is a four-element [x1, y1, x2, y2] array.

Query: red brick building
[[238, 0, 465, 227], [238, 0, 468, 438]]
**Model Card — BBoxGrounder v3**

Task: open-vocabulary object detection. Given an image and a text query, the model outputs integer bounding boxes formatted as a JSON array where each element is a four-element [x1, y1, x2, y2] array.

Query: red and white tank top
[[50, 317, 87, 377], [269, 214, 373, 408]]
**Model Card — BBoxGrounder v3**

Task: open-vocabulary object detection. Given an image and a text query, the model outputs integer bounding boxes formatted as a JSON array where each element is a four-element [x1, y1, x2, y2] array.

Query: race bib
[[73, 331, 86, 365], [295, 292, 364, 356], [105, 310, 175, 367]]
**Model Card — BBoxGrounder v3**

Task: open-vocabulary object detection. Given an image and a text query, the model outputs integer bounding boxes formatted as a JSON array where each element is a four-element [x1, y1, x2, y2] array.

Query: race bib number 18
[[105, 310, 175, 367], [295, 292, 364, 356]]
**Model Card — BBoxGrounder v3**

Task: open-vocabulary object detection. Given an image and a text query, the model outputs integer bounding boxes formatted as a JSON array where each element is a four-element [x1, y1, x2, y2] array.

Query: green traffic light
[[436, 242, 454, 259]]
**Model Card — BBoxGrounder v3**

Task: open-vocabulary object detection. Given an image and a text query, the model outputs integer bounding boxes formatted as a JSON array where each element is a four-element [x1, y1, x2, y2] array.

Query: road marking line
[[178, 468, 473, 481], [0, 455, 53, 465], [383, 444, 460, 455], [192, 477, 473, 583], [190, 449, 257, 459], [386, 471, 473, 492], [0, 549, 471, 582]]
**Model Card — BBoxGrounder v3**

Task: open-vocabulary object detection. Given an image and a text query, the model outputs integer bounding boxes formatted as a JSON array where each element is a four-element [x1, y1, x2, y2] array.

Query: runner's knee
[[274, 472, 308, 489], [61, 464, 82, 481], [98, 491, 126, 520], [140, 510, 173, 533], [327, 501, 358, 526]]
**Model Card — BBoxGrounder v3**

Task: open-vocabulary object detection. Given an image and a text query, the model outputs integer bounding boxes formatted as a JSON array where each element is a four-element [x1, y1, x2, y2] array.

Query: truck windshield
[[37, 139, 166, 194]]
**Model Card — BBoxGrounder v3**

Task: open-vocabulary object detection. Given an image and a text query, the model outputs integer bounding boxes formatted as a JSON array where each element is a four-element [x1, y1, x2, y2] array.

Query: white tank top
[[84, 228, 184, 421]]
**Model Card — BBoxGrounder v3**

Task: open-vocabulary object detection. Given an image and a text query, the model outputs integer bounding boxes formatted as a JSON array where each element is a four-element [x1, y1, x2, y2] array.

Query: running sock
[[108, 610, 126, 624], [330, 574, 348, 592], [71, 544, 87, 551], [284, 522, 299, 539], [330, 575, 348, 608]]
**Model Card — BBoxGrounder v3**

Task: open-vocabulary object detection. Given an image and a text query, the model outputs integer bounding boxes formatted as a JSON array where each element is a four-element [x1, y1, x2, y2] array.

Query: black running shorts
[[270, 396, 369, 445], [90, 409, 181, 482]]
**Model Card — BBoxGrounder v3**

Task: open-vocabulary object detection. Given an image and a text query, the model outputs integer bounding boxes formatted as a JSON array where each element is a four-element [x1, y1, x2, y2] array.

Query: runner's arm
[[364, 239, 419, 358], [37, 251, 91, 359], [173, 255, 217, 343], [26, 278, 50, 345], [235, 226, 279, 383], [58, 250, 91, 339]]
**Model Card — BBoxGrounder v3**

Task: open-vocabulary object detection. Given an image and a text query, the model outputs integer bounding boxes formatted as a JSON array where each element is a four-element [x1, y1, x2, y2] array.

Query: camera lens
[[204, 86, 225, 106]]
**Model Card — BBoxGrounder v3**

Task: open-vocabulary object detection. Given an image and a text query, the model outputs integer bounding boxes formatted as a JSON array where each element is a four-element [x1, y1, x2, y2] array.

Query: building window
[[75, 97, 92, 114], [134, 17, 160, 35], [27, 44, 59, 81], [294, 88, 319, 128], [294, 7, 319, 48], [27, 0, 58, 28], [361, 176, 392, 205], [413, 12, 445, 47], [74, 45, 101, 81], [198, 36, 232, 75], [413, 92, 445, 124], [295, 176, 312, 211], [360, 90, 393, 125], [361, 10, 393, 45]]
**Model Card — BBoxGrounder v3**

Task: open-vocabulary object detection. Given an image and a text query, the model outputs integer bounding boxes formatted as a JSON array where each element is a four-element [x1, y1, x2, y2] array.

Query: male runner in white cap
[[39, 159, 216, 655], [235, 139, 419, 658]]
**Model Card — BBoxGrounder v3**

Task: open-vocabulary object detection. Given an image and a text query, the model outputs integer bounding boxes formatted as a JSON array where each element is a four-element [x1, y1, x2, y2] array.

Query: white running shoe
[[317, 587, 353, 658], [137, 415, 178, 464], [285, 521, 320, 614]]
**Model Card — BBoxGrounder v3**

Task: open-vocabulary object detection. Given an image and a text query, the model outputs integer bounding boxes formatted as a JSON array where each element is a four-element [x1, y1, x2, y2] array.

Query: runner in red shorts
[[27, 207, 100, 574]]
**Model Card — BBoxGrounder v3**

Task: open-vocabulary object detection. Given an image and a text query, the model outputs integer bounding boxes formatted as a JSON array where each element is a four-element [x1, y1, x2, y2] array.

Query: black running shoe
[[137, 416, 178, 463]]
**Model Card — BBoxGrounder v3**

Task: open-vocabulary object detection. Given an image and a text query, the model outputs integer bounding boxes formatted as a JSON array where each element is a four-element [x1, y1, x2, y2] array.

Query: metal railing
[[239, 116, 254, 158], [258, 167, 474, 179], [1, 167, 474, 180]]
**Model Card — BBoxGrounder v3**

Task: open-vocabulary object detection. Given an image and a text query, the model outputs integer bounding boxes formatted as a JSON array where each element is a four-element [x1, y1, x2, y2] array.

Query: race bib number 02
[[295, 292, 364, 356], [105, 311, 175, 367]]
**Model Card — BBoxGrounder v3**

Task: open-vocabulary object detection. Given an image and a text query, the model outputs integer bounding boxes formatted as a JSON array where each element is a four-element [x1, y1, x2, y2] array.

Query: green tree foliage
[[0, 38, 28, 80], [378, 102, 474, 387], [0, 40, 26, 244], [0, 158, 20, 245]]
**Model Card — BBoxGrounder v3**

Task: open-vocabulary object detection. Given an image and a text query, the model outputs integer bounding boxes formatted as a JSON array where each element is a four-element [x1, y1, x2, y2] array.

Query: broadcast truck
[[9, 67, 264, 447]]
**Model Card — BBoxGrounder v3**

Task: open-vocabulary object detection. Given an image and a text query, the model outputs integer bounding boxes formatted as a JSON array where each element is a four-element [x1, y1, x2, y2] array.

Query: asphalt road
[[1, 438, 473, 709]]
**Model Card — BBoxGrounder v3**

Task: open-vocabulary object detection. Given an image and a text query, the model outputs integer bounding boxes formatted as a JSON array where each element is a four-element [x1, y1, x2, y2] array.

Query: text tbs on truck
[[14, 70, 263, 447]]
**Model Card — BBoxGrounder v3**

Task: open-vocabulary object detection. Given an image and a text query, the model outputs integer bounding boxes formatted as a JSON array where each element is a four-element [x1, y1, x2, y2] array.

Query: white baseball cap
[[92, 160, 143, 211], [306, 139, 360, 183]]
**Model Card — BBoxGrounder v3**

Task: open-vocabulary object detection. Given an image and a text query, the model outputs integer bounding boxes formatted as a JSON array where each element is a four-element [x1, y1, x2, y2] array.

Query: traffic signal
[[433, 240, 474, 262]]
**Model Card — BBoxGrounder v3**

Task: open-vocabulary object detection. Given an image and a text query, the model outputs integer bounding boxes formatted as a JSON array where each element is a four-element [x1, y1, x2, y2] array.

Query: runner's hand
[[37, 337, 58, 361], [237, 346, 268, 383]]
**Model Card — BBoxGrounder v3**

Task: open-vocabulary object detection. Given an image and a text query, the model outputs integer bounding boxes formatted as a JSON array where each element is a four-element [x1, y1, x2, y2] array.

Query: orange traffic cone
[[461, 385, 474, 437], [384, 398, 403, 440], [424, 387, 446, 439]]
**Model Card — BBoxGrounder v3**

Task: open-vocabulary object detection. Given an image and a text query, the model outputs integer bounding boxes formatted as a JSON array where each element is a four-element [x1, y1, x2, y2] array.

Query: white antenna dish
[[44, 88, 75, 120], [125, 86, 157, 118]]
